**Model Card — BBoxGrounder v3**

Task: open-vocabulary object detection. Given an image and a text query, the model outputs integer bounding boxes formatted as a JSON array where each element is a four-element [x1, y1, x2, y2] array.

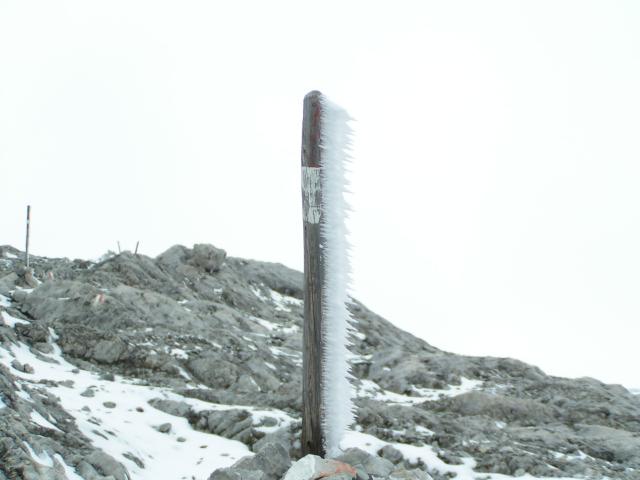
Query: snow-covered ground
[[0, 288, 622, 480], [0, 325, 590, 480], [355, 377, 483, 405], [341, 431, 585, 480], [0, 311, 294, 479], [250, 285, 303, 313]]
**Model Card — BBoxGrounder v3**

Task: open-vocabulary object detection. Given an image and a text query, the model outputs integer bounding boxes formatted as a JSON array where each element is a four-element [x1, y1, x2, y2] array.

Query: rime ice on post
[[301, 91, 356, 458]]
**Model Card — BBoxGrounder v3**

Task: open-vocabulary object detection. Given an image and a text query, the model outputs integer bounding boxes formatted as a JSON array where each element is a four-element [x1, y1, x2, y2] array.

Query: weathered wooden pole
[[301, 90, 325, 456], [25, 205, 31, 268], [134, 241, 139, 255]]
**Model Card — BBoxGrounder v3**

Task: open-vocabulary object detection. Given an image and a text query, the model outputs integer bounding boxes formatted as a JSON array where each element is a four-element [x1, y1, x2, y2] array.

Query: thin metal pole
[[301, 90, 325, 457], [25, 205, 31, 268]]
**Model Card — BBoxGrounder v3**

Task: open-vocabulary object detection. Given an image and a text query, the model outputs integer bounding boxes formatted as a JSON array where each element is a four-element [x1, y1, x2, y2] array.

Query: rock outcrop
[[0, 244, 638, 479]]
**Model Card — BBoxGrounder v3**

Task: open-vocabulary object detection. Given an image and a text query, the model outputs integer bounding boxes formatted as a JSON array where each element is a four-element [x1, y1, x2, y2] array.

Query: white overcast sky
[[1, 1, 639, 388]]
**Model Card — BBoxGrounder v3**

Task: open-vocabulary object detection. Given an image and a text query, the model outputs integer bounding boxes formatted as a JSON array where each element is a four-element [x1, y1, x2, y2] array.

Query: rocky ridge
[[0, 244, 639, 479]]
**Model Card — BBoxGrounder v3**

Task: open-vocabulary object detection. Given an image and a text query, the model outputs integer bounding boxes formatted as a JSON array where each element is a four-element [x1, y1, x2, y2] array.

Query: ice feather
[[319, 95, 356, 458]]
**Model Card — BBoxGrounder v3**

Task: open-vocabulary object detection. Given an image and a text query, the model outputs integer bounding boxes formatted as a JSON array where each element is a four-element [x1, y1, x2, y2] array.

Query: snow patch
[[0, 331, 301, 480], [415, 425, 435, 436], [169, 348, 189, 360], [53, 454, 85, 480], [251, 285, 269, 302], [1, 336, 252, 479], [251, 316, 278, 331], [269, 289, 302, 312], [30, 410, 62, 431], [356, 377, 483, 405], [23, 442, 54, 467], [412, 377, 483, 400], [250, 285, 302, 312], [1, 311, 30, 328], [341, 431, 583, 480]]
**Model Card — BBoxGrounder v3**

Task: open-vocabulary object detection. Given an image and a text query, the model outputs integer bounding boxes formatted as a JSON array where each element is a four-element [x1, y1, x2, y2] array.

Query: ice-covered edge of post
[[318, 95, 356, 458]]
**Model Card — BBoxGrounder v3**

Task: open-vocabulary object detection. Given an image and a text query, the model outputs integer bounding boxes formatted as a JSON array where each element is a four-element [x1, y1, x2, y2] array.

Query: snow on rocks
[[0, 334, 257, 479], [355, 377, 483, 406], [2, 244, 639, 480], [279, 449, 434, 480], [1, 310, 30, 328]]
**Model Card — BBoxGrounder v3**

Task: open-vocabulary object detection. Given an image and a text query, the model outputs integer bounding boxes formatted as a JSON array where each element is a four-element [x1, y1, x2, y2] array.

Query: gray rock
[[252, 427, 295, 455], [195, 409, 255, 443], [148, 398, 191, 417], [92, 338, 127, 364], [233, 442, 291, 480], [76, 460, 107, 480], [157, 244, 226, 276], [8, 359, 34, 374], [209, 468, 266, 480], [10, 360, 23, 371], [378, 445, 404, 465], [281, 455, 356, 480], [336, 448, 394, 478], [191, 244, 227, 273], [15, 322, 50, 343], [81, 387, 96, 397], [158, 422, 172, 433], [187, 356, 240, 389], [0, 272, 19, 295], [85, 451, 129, 480], [388, 468, 433, 480], [434, 391, 557, 425]]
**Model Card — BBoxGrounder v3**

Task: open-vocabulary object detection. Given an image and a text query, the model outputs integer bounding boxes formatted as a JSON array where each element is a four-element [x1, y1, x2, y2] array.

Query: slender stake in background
[[117, 241, 121, 254], [301, 90, 325, 456], [25, 205, 31, 268], [134, 241, 139, 255]]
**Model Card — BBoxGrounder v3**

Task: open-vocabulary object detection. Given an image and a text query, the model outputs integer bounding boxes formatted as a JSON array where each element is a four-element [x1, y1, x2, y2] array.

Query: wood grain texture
[[301, 90, 326, 457]]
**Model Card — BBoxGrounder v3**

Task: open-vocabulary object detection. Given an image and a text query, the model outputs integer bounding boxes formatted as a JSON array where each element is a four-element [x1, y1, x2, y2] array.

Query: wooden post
[[134, 241, 139, 255], [25, 205, 31, 268], [117, 241, 121, 254], [301, 90, 325, 457]]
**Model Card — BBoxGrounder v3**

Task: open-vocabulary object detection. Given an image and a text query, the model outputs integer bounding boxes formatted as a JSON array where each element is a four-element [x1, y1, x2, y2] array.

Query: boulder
[[91, 338, 128, 364], [209, 442, 290, 480], [388, 469, 433, 480], [378, 445, 404, 465], [336, 448, 394, 479], [282, 455, 356, 480], [157, 244, 226, 275], [209, 468, 266, 480], [232, 442, 291, 480], [85, 451, 129, 480], [190, 244, 227, 273]]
